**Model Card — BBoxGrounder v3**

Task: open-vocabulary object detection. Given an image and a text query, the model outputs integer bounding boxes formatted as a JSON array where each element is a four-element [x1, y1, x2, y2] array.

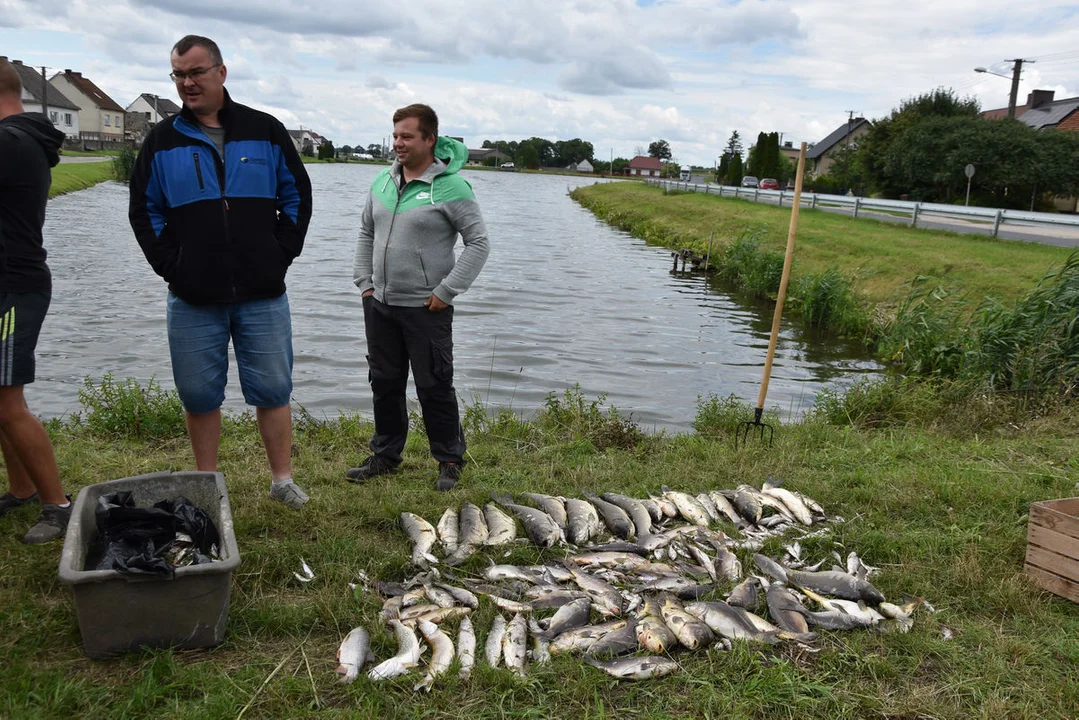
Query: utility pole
[[41, 66, 48, 122], [1006, 58, 1034, 118]]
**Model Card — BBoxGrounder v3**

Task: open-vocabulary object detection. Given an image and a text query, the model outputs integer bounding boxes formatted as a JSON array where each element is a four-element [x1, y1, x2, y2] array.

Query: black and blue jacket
[[129, 89, 312, 305]]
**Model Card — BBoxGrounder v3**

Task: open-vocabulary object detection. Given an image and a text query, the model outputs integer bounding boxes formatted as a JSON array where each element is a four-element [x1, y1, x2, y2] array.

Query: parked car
[[758, 178, 779, 190], [740, 175, 759, 188]]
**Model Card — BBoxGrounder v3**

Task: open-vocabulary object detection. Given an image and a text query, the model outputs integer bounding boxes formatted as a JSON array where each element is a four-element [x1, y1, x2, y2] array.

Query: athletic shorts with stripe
[[0, 291, 51, 387]]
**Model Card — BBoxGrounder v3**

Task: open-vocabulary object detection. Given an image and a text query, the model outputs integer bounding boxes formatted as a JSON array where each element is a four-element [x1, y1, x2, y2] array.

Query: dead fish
[[636, 534, 672, 552], [502, 613, 528, 677], [601, 492, 654, 538], [583, 655, 679, 681], [368, 619, 422, 680], [458, 502, 489, 547], [715, 546, 742, 583], [765, 584, 812, 635], [708, 492, 745, 525], [378, 595, 404, 623], [520, 492, 568, 532], [540, 597, 592, 640], [585, 541, 650, 557], [483, 503, 518, 546], [401, 512, 439, 567], [493, 494, 564, 547], [293, 557, 315, 583], [685, 600, 774, 643], [485, 615, 507, 667], [846, 551, 879, 580], [423, 583, 456, 609], [566, 498, 603, 545], [685, 544, 718, 583], [414, 619, 455, 692], [403, 606, 473, 626], [549, 620, 623, 655], [484, 593, 534, 614], [528, 616, 551, 664], [434, 583, 479, 609], [640, 498, 664, 523], [726, 576, 761, 609], [636, 598, 679, 653], [661, 486, 710, 527], [457, 615, 476, 679], [335, 626, 375, 684], [731, 485, 763, 524], [674, 583, 717, 601], [565, 565, 624, 617], [648, 494, 680, 518], [695, 493, 721, 524], [484, 564, 547, 584], [786, 568, 886, 605], [761, 477, 813, 525], [399, 602, 441, 621], [585, 616, 639, 658], [436, 508, 459, 553], [659, 595, 715, 650], [567, 551, 649, 572], [582, 491, 635, 540], [640, 575, 701, 594]]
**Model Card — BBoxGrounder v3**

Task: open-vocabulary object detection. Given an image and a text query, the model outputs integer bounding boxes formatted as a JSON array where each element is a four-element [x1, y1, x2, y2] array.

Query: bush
[[793, 266, 868, 335], [536, 385, 643, 451], [111, 144, 137, 183], [718, 230, 784, 297], [694, 393, 758, 436], [77, 374, 186, 439]]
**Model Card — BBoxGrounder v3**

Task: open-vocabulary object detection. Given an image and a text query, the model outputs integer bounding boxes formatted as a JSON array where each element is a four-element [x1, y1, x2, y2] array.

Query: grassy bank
[[50, 162, 114, 198], [570, 183, 1071, 311], [1, 382, 1077, 719]]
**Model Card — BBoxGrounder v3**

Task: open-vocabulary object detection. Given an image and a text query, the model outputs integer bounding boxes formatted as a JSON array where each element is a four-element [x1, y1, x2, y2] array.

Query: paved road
[[733, 191, 1079, 248], [57, 155, 112, 163]]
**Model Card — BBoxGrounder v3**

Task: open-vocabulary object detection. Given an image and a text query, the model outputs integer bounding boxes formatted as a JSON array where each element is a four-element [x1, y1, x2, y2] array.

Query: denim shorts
[[166, 292, 293, 414]]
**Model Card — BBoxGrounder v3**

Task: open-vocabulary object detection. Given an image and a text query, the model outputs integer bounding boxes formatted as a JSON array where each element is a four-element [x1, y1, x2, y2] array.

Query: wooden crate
[[1024, 497, 1079, 604]]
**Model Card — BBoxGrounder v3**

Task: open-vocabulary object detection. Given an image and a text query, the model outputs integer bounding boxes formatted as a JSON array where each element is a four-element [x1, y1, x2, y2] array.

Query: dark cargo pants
[[362, 295, 465, 465]]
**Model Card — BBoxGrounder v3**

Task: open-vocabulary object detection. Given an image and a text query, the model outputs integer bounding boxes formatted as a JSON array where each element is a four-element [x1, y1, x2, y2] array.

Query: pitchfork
[[737, 143, 807, 449]]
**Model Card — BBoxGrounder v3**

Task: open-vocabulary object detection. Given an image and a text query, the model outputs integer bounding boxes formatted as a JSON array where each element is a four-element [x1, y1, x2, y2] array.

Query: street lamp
[[974, 59, 1033, 119]]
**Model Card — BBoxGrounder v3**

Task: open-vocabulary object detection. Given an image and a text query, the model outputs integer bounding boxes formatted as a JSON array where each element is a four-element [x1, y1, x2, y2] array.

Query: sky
[[2, 0, 1079, 167]]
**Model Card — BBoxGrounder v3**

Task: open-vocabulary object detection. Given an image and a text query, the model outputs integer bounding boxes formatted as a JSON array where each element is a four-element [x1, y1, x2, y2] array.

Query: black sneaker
[[345, 455, 399, 483], [0, 491, 39, 518], [22, 498, 72, 545], [435, 462, 462, 492]]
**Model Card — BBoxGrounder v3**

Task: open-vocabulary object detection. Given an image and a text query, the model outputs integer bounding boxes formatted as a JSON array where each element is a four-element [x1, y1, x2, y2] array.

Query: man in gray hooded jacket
[[349, 104, 489, 491]]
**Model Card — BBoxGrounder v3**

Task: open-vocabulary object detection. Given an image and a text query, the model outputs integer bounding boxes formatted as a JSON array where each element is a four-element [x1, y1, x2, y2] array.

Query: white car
[[501, 162, 515, 169]]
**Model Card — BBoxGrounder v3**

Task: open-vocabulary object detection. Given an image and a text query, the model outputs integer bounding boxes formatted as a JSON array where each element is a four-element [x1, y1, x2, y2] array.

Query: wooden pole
[[754, 142, 806, 415], [704, 231, 714, 272]]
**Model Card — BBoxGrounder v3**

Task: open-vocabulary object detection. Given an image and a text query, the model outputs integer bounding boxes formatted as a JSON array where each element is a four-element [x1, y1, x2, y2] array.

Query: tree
[[611, 157, 629, 174], [555, 138, 594, 166], [317, 140, 334, 160], [517, 142, 540, 169], [339, 144, 353, 155], [301, 140, 314, 157], [723, 131, 743, 160], [648, 139, 672, 160], [717, 154, 730, 183], [725, 154, 743, 186], [366, 143, 383, 159]]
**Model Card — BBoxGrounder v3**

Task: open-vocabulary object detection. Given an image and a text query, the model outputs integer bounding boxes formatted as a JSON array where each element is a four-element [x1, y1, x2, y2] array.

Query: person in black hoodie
[[129, 36, 313, 509], [0, 58, 72, 544]]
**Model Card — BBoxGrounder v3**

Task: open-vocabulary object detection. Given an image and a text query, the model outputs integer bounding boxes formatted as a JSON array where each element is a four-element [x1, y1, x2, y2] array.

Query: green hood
[[434, 135, 467, 175]]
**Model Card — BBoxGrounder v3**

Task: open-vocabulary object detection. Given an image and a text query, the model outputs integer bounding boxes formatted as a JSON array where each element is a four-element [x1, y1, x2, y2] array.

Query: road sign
[[965, 164, 976, 179]]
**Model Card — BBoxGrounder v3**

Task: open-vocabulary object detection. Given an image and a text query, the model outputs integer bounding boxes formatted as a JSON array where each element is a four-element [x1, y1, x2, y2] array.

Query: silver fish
[[639, 498, 664, 523], [483, 503, 518, 546], [437, 508, 459, 553], [493, 494, 564, 547], [401, 512, 439, 567], [695, 493, 721, 524], [485, 593, 534, 614], [661, 486, 710, 527], [457, 615, 476, 679], [503, 613, 528, 676], [435, 583, 479, 609], [567, 551, 649, 572], [402, 606, 472, 626], [485, 564, 547, 584], [648, 494, 680, 518], [520, 492, 568, 532], [566, 565, 624, 617], [726, 576, 761, 609], [585, 616, 639, 658], [368, 619, 423, 680], [659, 595, 715, 650], [424, 583, 456, 609], [601, 492, 653, 538], [685, 544, 718, 583], [788, 568, 886, 604], [549, 620, 623, 655], [540, 597, 592, 640], [731, 485, 763, 524], [765, 584, 812, 635], [458, 502, 489, 547], [527, 616, 551, 663], [335, 626, 375, 684], [636, 597, 679, 653], [583, 655, 679, 681], [582, 491, 634, 540], [485, 615, 507, 667], [708, 491, 745, 525], [715, 546, 743, 583], [761, 478, 813, 525], [565, 498, 604, 545], [414, 619, 455, 692], [685, 600, 774, 642]]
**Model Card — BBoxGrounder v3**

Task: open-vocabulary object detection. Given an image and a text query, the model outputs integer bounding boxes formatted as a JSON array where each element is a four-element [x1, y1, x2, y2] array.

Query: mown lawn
[[50, 161, 115, 198], [1, 396, 1077, 719], [571, 183, 1072, 310]]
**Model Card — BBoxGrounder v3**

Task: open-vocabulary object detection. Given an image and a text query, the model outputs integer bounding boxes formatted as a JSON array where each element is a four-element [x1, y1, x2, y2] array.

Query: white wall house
[[1, 57, 81, 138], [125, 93, 180, 125], [49, 69, 125, 142]]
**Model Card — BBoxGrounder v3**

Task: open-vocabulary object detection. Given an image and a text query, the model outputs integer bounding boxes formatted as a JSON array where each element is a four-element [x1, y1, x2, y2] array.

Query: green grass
[[60, 149, 120, 158], [2, 381, 1078, 719], [571, 183, 1072, 311], [50, 162, 114, 198]]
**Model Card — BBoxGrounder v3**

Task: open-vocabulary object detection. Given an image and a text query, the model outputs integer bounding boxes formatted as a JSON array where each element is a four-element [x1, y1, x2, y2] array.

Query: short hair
[[393, 104, 438, 140], [0, 59, 21, 98], [172, 35, 223, 66]]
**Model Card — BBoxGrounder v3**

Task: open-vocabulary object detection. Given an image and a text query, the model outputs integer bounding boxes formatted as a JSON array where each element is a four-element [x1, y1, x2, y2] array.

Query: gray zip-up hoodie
[[353, 136, 489, 306]]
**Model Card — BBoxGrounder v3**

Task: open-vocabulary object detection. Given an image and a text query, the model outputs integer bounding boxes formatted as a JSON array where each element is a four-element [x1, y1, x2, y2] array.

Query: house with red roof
[[49, 69, 126, 143], [626, 155, 663, 177]]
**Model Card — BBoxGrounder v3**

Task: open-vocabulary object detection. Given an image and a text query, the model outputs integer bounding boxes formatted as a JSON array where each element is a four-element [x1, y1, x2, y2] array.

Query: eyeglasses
[[169, 64, 221, 82]]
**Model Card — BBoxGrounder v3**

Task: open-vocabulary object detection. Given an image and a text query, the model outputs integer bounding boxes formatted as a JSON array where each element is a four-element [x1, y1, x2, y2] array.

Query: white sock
[[273, 477, 292, 485], [57, 500, 72, 508]]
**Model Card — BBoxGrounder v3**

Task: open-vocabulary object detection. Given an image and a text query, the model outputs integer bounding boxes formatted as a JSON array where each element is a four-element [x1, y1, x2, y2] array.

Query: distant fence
[[645, 178, 1079, 238]]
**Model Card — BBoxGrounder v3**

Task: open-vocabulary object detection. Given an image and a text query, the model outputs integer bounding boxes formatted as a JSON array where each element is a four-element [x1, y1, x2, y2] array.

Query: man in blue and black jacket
[[129, 35, 313, 509]]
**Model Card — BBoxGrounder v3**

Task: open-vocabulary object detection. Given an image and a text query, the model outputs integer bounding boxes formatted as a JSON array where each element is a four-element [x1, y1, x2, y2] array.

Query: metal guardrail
[[645, 178, 1079, 237]]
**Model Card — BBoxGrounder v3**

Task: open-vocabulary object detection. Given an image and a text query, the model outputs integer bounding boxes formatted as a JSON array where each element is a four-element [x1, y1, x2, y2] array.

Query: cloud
[[559, 50, 673, 95], [365, 73, 397, 90]]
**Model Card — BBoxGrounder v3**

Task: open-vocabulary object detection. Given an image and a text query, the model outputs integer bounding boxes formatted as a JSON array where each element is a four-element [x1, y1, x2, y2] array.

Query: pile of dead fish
[[333, 480, 925, 686]]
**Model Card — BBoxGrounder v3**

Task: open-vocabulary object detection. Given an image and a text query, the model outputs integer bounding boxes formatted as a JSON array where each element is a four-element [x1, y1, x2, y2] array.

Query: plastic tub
[[58, 471, 240, 659]]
